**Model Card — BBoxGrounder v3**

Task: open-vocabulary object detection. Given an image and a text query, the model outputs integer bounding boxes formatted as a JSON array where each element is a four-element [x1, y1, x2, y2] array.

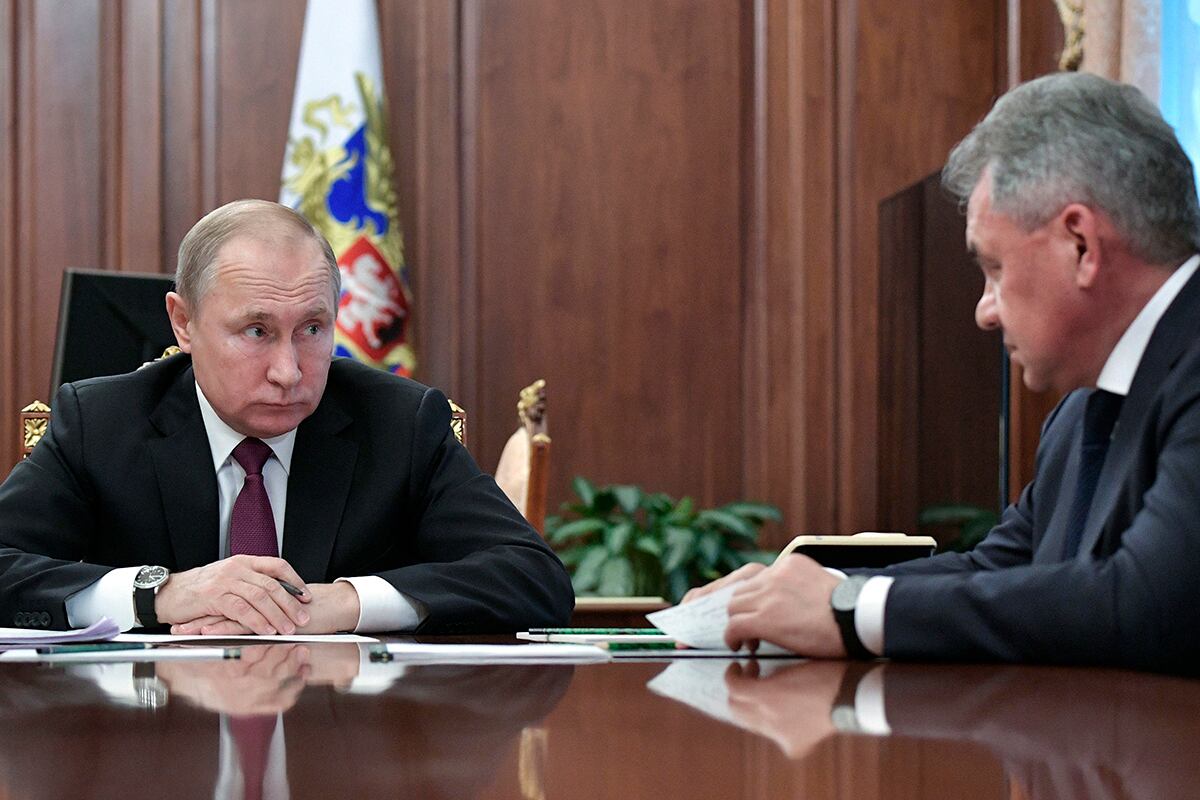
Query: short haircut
[[175, 199, 340, 311], [943, 72, 1200, 266]]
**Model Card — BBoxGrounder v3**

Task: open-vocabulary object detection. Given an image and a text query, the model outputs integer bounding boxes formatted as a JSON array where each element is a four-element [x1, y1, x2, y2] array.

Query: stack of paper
[[0, 617, 119, 650]]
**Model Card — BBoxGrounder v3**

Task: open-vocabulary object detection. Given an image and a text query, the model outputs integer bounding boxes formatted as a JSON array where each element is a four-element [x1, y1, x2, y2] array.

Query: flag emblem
[[281, 0, 415, 375]]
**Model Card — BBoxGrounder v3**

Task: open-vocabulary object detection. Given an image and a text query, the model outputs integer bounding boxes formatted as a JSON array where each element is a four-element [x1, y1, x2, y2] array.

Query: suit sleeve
[[368, 387, 574, 632], [881, 392, 1200, 673], [0, 383, 112, 628]]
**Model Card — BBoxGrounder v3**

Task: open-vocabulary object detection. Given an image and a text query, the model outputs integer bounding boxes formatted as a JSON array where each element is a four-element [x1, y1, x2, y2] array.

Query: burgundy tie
[[229, 714, 277, 800], [230, 437, 278, 558]]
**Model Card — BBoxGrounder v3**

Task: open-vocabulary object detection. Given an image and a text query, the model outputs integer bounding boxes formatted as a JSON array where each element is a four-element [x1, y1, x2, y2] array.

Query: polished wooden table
[[0, 638, 1196, 799]]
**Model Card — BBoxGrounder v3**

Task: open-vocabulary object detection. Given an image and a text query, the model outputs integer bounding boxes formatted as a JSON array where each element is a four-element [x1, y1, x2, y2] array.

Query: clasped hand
[[154, 555, 360, 635]]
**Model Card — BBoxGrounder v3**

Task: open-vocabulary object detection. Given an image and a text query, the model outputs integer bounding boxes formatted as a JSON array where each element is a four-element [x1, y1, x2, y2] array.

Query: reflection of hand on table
[[156, 644, 313, 715], [724, 660, 847, 759]]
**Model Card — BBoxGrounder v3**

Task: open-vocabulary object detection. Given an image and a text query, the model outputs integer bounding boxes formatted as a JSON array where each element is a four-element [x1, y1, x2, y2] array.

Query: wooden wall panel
[[0, 0, 1065, 548], [838, 0, 1004, 534], [466, 0, 747, 506], [0, 0, 15, 462]]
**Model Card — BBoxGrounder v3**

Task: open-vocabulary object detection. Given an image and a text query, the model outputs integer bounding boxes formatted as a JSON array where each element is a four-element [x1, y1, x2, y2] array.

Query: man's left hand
[[725, 555, 846, 657], [170, 582, 362, 636]]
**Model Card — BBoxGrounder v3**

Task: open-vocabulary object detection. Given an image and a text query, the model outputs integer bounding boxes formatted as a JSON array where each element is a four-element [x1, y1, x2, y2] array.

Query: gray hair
[[943, 72, 1200, 266], [175, 199, 340, 310]]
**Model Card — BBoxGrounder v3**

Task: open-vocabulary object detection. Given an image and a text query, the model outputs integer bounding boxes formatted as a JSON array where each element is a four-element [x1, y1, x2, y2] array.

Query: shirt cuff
[[336, 576, 427, 633], [65, 567, 140, 631], [853, 666, 892, 735], [855, 576, 892, 657], [344, 644, 408, 694]]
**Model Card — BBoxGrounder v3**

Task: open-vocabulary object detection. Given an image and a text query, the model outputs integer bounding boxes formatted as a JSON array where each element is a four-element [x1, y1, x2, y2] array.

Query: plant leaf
[[663, 526, 696, 573], [722, 502, 782, 522], [598, 557, 635, 596], [666, 567, 692, 604], [665, 496, 696, 524], [697, 509, 757, 540], [572, 476, 597, 508], [633, 534, 663, 557], [557, 547, 591, 568], [613, 485, 642, 515], [571, 545, 609, 593], [696, 529, 722, 569], [549, 517, 607, 545], [604, 521, 634, 554]]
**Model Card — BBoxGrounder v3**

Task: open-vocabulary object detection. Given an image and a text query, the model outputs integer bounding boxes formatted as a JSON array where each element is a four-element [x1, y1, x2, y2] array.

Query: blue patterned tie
[[1062, 389, 1124, 559]]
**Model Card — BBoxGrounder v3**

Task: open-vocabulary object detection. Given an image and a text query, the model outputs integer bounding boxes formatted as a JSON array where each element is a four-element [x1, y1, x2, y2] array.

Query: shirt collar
[[1096, 254, 1200, 397], [194, 383, 297, 475]]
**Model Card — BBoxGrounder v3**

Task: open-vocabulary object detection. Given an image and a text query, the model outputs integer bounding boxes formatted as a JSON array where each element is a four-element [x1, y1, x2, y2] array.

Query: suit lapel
[[1034, 398, 1086, 563], [146, 366, 220, 570], [281, 394, 357, 582], [1079, 266, 1200, 556]]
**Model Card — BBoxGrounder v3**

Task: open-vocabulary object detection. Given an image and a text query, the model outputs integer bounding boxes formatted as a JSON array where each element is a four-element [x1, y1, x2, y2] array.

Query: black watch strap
[[831, 575, 874, 660], [134, 586, 159, 628]]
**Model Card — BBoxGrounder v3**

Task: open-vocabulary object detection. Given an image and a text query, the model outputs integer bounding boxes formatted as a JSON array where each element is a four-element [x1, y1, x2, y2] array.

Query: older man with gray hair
[[688, 72, 1200, 673], [0, 199, 573, 635]]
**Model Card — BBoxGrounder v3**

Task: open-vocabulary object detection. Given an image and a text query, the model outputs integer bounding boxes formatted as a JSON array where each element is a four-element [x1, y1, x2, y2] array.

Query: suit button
[[39, 612, 50, 626], [14, 612, 26, 626]]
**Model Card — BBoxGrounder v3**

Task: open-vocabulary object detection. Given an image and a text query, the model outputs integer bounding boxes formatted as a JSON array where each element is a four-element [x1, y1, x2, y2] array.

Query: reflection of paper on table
[[0, 617, 119, 649], [647, 659, 796, 726], [377, 642, 611, 665], [115, 632, 377, 644], [646, 585, 794, 655]]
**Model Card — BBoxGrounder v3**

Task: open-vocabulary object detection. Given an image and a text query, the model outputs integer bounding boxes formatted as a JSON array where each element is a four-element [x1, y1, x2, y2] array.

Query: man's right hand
[[154, 555, 311, 635]]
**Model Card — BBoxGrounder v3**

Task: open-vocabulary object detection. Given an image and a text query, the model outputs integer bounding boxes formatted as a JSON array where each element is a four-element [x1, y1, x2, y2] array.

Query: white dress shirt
[[65, 384, 428, 633], [854, 254, 1200, 656]]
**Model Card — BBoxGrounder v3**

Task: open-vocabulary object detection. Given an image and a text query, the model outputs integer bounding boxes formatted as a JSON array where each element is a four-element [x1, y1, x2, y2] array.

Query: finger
[[237, 556, 312, 602], [725, 612, 760, 652], [198, 618, 255, 636], [232, 578, 310, 633], [682, 563, 766, 604], [171, 615, 226, 635], [216, 593, 278, 635]]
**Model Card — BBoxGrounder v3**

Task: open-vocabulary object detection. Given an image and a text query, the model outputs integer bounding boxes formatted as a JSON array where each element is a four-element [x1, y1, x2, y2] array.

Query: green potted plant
[[546, 477, 781, 603]]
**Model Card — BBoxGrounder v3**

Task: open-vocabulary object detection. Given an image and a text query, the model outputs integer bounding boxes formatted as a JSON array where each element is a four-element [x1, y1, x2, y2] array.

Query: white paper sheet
[[0, 646, 236, 663], [0, 617, 119, 648], [375, 642, 611, 664], [646, 585, 794, 655], [647, 659, 800, 724]]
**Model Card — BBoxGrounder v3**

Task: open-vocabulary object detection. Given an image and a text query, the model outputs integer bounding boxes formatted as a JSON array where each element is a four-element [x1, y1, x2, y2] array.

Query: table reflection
[[0, 644, 573, 799], [713, 659, 1200, 800]]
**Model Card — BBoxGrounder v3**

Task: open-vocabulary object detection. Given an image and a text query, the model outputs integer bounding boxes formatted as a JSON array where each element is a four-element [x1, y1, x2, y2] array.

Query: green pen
[[36, 642, 151, 654], [600, 641, 679, 651]]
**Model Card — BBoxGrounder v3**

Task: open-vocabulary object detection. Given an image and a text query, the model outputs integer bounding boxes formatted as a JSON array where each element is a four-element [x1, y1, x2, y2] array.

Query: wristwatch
[[830, 575, 874, 660], [133, 565, 169, 628]]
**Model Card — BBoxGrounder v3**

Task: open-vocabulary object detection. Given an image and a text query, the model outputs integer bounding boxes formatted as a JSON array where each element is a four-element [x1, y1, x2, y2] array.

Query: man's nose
[[266, 342, 302, 388], [975, 283, 1000, 331]]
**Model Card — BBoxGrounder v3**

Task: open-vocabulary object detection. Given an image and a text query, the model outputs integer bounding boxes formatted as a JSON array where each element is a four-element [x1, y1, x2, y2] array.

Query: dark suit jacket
[[0, 355, 574, 632], [861, 264, 1200, 672]]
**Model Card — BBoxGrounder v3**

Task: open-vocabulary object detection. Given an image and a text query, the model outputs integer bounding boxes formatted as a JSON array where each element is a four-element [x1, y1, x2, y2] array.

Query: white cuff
[[336, 576, 426, 633], [344, 644, 408, 694], [65, 567, 140, 631], [855, 576, 892, 657], [853, 667, 891, 735]]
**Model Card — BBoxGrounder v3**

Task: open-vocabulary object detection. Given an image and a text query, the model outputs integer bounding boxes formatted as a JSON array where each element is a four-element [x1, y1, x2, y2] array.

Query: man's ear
[[165, 292, 194, 353], [1060, 203, 1102, 288]]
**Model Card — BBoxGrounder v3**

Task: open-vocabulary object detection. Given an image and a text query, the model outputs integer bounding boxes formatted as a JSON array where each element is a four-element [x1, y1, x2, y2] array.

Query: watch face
[[134, 565, 169, 589], [831, 576, 866, 612]]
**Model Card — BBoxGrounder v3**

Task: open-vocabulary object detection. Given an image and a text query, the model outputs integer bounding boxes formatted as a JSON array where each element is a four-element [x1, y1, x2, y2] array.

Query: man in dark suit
[[687, 73, 1200, 672], [0, 199, 573, 634]]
